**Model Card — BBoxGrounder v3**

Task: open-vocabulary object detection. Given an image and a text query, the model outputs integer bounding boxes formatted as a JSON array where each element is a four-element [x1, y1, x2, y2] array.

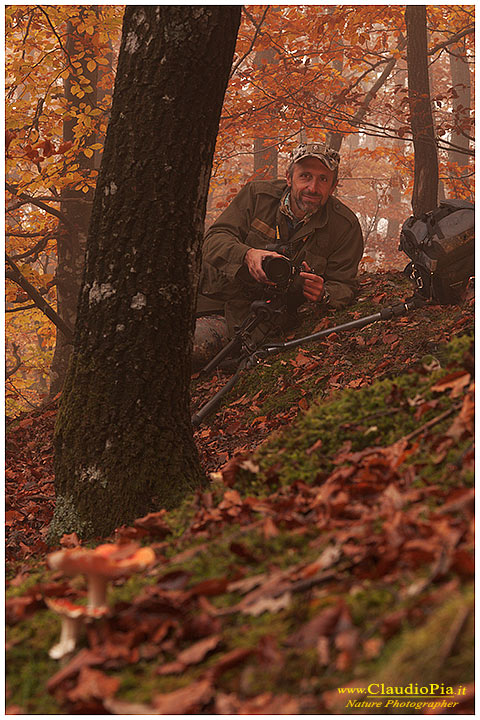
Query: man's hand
[[244, 248, 286, 284], [300, 261, 325, 302]]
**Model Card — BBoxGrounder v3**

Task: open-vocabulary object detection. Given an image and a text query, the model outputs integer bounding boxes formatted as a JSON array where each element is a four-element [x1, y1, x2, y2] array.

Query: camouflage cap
[[290, 143, 340, 171]]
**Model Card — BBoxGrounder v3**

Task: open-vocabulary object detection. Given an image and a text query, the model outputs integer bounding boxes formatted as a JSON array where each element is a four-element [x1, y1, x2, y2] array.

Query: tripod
[[191, 292, 427, 428]]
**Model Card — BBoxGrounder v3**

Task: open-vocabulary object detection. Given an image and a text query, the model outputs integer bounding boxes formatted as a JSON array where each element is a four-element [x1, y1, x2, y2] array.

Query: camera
[[262, 255, 302, 287]]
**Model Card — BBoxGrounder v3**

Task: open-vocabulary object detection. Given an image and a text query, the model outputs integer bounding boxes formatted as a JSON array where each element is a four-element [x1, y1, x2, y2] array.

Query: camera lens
[[262, 256, 292, 284]]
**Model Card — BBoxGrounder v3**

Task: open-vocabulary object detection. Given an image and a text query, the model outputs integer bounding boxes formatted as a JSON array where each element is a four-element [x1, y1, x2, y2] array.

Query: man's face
[[286, 157, 337, 219]]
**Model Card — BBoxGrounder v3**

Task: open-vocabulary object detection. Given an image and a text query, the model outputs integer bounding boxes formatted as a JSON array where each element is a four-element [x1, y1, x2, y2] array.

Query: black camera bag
[[399, 199, 475, 304]]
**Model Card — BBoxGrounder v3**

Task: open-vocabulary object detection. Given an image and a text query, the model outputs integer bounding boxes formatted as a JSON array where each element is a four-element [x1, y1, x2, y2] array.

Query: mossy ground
[[6, 272, 474, 713]]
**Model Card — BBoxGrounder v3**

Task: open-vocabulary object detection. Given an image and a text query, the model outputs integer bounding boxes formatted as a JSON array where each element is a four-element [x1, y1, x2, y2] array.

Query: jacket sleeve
[[324, 217, 364, 309], [202, 183, 257, 281]]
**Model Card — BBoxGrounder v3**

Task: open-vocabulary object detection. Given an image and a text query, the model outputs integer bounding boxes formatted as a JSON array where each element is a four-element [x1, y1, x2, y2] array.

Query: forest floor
[[5, 271, 475, 715]]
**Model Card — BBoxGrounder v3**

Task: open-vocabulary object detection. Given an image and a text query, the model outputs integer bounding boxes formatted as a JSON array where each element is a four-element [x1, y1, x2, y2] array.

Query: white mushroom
[[45, 597, 107, 660]]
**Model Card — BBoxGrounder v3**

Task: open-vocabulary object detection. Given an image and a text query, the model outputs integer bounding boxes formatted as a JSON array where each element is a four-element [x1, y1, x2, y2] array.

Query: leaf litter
[[5, 271, 474, 713]]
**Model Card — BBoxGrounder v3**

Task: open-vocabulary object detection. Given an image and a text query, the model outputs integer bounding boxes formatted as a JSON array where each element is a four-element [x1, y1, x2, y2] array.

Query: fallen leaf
[[263, 516, 280, 538], [209, 647, 254, 681], [446, 384, 474, 439], [286, 605, 343, 648], [67, 667, 120, 702], [152, 676, 213, 714], [103, 697, 159, 714], [431, 371, 471, 398], [240, 591, 292, 617], [189, 577, 229, 597], [134, 511, 171, 538], [47, 649, 105, 693], [59, 533, 81, 548], [177, 634, 221, 665]]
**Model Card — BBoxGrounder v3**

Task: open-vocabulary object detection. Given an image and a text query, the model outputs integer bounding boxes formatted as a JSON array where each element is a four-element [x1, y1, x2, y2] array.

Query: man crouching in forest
[[193, 143, 364, 369]]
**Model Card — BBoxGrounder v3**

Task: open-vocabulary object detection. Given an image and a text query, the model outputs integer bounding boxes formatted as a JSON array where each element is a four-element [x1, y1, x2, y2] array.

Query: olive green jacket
[[198, 179, 364, 335]]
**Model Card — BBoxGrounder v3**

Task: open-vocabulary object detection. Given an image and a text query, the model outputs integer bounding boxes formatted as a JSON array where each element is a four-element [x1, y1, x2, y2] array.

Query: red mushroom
[[47, 543, 156, 610], [45, 597, 108, 659]]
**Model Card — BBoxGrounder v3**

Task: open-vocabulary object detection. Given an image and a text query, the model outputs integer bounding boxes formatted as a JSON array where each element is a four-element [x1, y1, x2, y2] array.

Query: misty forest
[[6, 5, 474, 715]]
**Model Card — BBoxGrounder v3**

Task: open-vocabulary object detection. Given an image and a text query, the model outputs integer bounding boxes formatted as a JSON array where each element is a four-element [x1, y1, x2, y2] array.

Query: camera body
[[262, 255, 302, 288]]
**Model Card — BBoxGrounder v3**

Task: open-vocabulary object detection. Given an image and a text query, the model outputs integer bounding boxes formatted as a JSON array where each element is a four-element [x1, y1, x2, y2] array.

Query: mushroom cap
[[47, 542, 156, 579], [45, 597, 108, 619]]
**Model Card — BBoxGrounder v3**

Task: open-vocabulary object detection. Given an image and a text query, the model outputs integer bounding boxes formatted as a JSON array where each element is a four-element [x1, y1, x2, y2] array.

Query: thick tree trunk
[[49, 19, 98, 396], [405, 5, 438, 216], [51, 6, 240, 539]]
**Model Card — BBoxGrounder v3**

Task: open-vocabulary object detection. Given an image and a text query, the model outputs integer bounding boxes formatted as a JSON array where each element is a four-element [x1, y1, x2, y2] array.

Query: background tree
[[6, 6, 122, 414], [405, 5, 439, 215], [6, 5, 475, 415], [51, 6, 241, 539], [50, 12, 103, 395]]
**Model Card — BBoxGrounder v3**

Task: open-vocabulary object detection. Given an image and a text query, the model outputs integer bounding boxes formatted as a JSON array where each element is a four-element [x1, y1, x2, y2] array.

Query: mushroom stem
[[87, 574, 109, 609], [49, 616, 82, 660]]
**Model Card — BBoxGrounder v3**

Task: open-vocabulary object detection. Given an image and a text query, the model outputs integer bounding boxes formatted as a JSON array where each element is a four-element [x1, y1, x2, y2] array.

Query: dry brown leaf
[[446, 384, 474, 439], [227, 573, 267, 595], [306, 437, 323, 455], [363, 636, 384, 659], [152, 676, 213, 714], [103, 697, 159, 715], [431, 371, 471, 398], [216, 691, 300, 715], [133, 511, 171, 538], [263, 516, 280, 538], [177, 634, 221, 665], [240, 591, 292, 617], [317, 635, 330, 666], [286, 605, 343, 648], [47, 649, 105, 693], [67, 667, 120, 702], [300, 544, 342, 577], [209, 647, 254, 681], [188, 576, 229, 597], [156, 661, 185, 675]]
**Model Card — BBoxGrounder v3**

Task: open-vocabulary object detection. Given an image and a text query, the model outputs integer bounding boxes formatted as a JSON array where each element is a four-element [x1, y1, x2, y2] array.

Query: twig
[[6, 344, 23, 379], [36, 6, 76, 72], [401, 404, 460, 442], [428, 25, 474, 56], [10, 234, 52, 261], [6, 182, 78, 236], [5, 253, 74, 341], [230, 7, 270, 78], [5, 380, 39, 409], [5, 304, 38, 313]]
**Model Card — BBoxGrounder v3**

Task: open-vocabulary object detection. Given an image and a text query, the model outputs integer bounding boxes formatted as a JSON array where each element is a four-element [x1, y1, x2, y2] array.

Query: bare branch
[[428, 25, 474, 56], [5, 304, 38, 313], [36, 5, 76, 72], [5, 253, 74, 341], [230, 7, 270, 78], [6, 182, 78, 236], [10, 234, 52, 261], [6, 344, 23, 379]]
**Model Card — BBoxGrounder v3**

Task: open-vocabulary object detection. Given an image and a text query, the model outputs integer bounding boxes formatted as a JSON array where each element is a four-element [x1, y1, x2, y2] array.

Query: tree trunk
[[253, 49, 278, 179], [50, 17, 100, 396], [51, 6, 241, 540], [405, 5, 438, 216], [448, 37, 471, 167]]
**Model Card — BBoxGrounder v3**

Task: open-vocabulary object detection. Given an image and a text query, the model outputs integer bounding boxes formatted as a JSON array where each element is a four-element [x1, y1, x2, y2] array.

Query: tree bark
[[405, 5, 438, 216], [51, 5, 241, 540]]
